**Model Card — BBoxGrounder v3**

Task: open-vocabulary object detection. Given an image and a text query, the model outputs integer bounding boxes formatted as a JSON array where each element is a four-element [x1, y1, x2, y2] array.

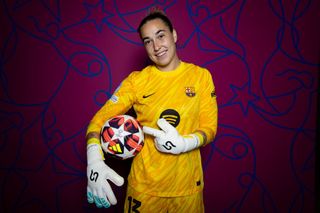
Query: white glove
[[87, 142, 124, 208], [143, 118, 201, 154]]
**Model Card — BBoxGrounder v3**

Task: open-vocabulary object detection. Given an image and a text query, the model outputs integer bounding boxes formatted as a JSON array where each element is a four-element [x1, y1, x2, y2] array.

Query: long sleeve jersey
[[87, 61, 218, 197]]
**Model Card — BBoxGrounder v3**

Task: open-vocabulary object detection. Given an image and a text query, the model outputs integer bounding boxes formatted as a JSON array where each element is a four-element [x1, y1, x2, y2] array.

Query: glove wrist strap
[[193, 131, 205, 146], [87, 138, 105, 164], [182, 134, 201, 153]]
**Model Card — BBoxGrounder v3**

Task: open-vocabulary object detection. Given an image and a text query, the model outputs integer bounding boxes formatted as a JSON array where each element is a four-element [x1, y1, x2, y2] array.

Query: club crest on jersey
[[185, 87, 196, 97]]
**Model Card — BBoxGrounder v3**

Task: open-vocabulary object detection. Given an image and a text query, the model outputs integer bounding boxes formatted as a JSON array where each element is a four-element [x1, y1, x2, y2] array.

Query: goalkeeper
[[86, 9, 218, 212]]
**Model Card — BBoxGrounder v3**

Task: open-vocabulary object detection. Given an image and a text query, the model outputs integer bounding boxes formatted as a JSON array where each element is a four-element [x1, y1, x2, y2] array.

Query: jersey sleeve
[[196, 69, 218, 145], [86, 72, 138, 136]]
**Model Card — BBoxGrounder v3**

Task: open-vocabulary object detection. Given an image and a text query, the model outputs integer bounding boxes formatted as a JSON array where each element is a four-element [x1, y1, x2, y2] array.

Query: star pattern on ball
[[108, 123, 136, 159], [110, 123, 132, 142]]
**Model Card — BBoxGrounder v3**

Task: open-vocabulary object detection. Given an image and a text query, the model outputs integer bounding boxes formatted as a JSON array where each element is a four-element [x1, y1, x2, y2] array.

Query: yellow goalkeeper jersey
[[87, 61, 218, 197]]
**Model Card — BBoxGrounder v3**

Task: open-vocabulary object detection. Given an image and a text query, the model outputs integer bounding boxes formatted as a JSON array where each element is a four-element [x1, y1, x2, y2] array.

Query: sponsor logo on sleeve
[[110, 83, 122, 103], [211, 90, 216, 97]]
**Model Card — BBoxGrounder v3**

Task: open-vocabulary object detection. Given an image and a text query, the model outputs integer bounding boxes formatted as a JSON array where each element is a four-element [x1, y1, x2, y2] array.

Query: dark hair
[[137, 9, 173, 37]]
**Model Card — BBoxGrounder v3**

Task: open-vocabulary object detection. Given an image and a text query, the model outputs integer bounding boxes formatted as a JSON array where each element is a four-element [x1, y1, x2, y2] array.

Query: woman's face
[[140, 18, 179, 71]]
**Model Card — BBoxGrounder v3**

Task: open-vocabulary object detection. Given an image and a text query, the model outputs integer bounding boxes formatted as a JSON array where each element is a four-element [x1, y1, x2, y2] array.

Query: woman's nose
[[153, 40, 161, 51]]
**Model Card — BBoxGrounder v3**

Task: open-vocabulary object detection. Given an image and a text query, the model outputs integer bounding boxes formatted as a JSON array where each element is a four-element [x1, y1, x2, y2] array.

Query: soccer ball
[[100, 115, 144, 160]]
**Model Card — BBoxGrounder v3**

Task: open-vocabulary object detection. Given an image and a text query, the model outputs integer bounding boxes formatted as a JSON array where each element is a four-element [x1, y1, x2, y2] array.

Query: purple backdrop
[[0, 0, 318, 212]]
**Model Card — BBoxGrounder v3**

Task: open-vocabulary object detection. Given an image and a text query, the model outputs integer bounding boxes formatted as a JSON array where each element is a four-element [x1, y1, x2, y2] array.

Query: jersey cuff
[[194, 131, 207, 146]]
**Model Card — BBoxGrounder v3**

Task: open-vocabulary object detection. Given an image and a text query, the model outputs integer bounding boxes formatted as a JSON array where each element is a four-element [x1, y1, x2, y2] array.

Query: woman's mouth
[[155, 50, 167, 58]]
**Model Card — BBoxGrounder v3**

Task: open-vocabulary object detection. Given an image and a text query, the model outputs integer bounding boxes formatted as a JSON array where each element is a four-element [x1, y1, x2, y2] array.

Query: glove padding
[[143, 118, 200, 154], [87, 144, 124, 208]]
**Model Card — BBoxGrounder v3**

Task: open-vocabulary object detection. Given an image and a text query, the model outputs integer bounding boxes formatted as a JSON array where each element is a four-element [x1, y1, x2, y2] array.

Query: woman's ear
[[173, 29, 177, 43]]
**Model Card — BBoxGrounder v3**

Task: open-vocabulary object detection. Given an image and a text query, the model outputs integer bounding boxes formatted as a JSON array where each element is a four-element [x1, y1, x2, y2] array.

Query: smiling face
[[140, 18, 180, 71]]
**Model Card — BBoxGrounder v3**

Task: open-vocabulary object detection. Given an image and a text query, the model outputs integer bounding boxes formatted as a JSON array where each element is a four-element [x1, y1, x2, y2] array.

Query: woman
[[86, 9, 218, 212]]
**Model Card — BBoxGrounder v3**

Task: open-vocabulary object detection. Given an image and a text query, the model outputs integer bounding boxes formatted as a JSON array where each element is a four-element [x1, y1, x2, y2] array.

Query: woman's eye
[[144, 40, 151, 45]]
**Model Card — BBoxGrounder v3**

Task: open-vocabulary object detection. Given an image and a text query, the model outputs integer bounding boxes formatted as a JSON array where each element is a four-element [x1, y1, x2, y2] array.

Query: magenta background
[[0, 0, 319, 212]]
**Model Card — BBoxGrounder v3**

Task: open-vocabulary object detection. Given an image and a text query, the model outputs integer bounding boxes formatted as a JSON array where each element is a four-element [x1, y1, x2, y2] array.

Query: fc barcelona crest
[[185, 87, 196, 97]]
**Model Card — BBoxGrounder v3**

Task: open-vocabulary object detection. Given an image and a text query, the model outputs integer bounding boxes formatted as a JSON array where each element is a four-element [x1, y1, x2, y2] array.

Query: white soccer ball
[[100, 115, 144, 160]]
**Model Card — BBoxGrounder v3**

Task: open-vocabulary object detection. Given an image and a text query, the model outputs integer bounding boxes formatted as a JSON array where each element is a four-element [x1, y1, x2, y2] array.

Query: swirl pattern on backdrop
[[0, 0, 318, 212]]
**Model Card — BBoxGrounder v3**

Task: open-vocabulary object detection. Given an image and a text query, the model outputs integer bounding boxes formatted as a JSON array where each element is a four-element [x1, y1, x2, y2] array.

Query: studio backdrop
[[0, 0, 318, 212]]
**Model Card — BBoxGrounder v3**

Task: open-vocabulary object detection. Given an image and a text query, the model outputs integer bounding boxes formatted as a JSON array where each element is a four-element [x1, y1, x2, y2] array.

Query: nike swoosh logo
[[143, 93, 155, 98]]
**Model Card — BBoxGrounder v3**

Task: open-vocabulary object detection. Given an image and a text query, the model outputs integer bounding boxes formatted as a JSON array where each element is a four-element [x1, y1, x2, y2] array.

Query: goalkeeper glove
[[143, 118, 203, 154], [87, 138, 124, 208]]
